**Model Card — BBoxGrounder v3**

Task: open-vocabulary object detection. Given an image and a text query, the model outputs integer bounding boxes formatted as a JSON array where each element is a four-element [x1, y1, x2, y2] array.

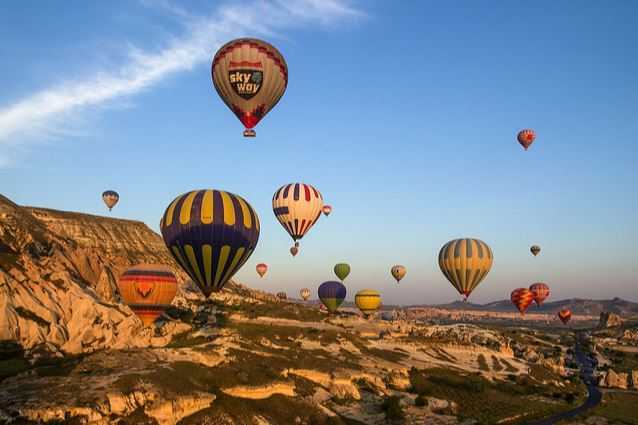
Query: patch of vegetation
[[381, 395, 405, 420], [579, 392, 638, 425], [239, 300, 325, 322], [166, 331, 210, 348], [491, 355, 504, 372], [14, 307, 50, 327], [0, 357, 30, 381], [600, 346, 638, 374], [414, 394, 428, 407], [477, 354, 489, 372]]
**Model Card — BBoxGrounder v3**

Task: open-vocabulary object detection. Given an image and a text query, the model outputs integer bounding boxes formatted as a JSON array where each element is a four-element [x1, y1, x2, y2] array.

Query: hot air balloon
[[256, 263, 268, 278], [511, 288, 535, 316], [391, 265, 407, 283], [322, 205, 332, 216], [290, 246, 299, 257], [529, 282, 550, 307], [160, 189, 260, 298], [438, 238, 493, 301], [530, 245, 541, 256], [318, 281, 346, 314], [334, 263, 351, 282], [300, 288, 310, 301], [272, 183, 323, 255], [517, 129, 536, 150], [558, 309, 572, 324], [211, 38, 287, 137], [102, 190, 119, 211], [355, 289, 381, 317], [276, 291, 287, 301], [118, 264, 177, 327]]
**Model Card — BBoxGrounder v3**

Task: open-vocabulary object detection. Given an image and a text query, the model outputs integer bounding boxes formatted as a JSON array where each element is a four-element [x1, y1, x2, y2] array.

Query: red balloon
[[558, 309, 572, 324], [511, 288, 535, 315], [517, 129, 536, 150]]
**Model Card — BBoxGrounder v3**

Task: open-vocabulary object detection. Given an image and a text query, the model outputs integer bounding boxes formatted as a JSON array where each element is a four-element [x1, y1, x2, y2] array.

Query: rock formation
[[598, 312, 623, 328]]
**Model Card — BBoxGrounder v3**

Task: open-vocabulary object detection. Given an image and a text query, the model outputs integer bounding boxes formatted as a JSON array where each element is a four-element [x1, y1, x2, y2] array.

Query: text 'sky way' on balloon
[[160, 189, 260, 298], [256, 263, 268, 278], [318, 281, 346, 314], [102, 190, 119, 211], [300, 288, 311, 301], [438, 238, 493, 301], [530, 245, 541, 256], [391, 265, 407, 284], [529, 282, 550, 306], [118, 264, 177, 327], [334, 263, 351, 282], [558, 309, 572, 324], [355, 289, 381, 317], [322, 205, 332, 216], [517, 129, 536, 151], [276, 291, 287, 301], [272, 183, 323, 255], [511, 288, 535, 315], [212, 38, 288, 137]]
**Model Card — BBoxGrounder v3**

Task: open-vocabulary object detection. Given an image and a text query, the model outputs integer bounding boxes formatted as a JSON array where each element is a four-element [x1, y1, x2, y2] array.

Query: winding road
[[525, 332, 602, 425]]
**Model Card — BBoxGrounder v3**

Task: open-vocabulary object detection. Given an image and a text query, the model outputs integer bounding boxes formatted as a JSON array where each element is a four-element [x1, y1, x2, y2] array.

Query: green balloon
[[333, 263, 351, 281]]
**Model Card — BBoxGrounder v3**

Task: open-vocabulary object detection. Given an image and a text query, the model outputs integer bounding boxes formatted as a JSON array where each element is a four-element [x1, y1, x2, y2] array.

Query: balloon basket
[[243, 129, 256, 137]]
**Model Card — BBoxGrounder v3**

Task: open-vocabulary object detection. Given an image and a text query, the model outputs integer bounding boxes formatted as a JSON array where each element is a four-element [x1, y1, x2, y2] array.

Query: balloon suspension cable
[[243, 129, 256, 137]]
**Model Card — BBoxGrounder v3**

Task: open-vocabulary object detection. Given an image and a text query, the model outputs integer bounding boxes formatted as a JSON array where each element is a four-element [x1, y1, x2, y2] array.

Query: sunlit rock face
[[598, 312, 623, 328]]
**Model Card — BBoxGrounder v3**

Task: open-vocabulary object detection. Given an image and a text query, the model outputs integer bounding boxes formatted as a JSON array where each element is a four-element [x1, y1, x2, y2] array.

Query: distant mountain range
[[413, 298, 638, 316]]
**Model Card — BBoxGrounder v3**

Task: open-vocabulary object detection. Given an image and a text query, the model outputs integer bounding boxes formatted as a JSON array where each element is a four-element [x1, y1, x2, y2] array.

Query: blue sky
[[1, 1, 637, 304]]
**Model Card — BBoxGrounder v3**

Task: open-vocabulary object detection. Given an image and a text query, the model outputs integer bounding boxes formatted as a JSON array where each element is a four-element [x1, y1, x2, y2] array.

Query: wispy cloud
[[0, 0, 362, 164]]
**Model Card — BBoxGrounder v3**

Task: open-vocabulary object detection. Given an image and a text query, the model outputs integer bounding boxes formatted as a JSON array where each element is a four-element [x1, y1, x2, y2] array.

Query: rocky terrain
[[1, 195, 636, 424]]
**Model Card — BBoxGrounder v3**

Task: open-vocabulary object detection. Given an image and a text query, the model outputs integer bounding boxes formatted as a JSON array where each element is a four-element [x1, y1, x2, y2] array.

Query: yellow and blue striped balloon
[[438, 238, 493, 301], [160, 189, 260, 297]]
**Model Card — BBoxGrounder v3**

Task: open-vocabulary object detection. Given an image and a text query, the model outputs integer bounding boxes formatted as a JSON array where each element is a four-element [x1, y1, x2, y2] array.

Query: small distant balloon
[[529, 282, 550, 306], [511, 288, 535, 315], [517, 129, 536, 151], [355, 289, 381, 317], [276, 291, 287, 301], [322, 205, 332, 216], [558, 309, 572, 324], [256, 263, 268, 278], [333, 263, 351, 282], [318, 281, 346, 314], [300, 288, 310, 301], [102, 190, 119, 211], [391, 265, 407, 283], [273, 183, 323, 255], [530, 245, 541, 256], [117, 264, 177, 327]]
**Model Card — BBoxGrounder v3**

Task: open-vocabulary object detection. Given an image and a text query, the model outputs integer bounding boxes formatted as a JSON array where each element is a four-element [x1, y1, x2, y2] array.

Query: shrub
[[415, 394, 428, 407], [381, 395, 405, 420]]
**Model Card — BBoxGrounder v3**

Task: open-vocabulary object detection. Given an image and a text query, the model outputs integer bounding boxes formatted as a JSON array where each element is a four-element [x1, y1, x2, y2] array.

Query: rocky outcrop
[[599, 369, 628, 389], [385, 368, 411, 391], [221, 382, 296, 399], [632, 370, 638, 390], [598, 312, 623, 328]]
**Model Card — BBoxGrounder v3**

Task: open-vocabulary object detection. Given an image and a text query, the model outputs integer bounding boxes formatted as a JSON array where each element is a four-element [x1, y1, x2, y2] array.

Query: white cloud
[[0, 0, 361, 164]]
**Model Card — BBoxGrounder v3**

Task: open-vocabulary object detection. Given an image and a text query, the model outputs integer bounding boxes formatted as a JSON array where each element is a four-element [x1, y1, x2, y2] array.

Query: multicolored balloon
[[256, 263, 268, 278], [529, 282, 550, 306], [276, 291, 287, 301], [530, 245, 541, 256], [511, 288, 535, 315], [160, 189, 260, 297], [438, 238, 493, 301], [273, 183, 323, 255], [118, 264, 177, 327], [318, 281, 346, 314], [102, 190, 119, 211], [322, 205, 332, 216], [355, 289, 381, 317], [391, 265, 407, 283], [558, 309, 572, 324], [300, 288, 310, 301], [211, 38, 288, 137], [517, 129, 536, 151], [333, 263, 351, 282]]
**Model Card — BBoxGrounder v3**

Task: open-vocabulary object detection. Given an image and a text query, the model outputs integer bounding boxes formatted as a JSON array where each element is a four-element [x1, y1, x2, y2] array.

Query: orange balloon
[[118, 264, 177, 326], [511, 288, 534, 315]]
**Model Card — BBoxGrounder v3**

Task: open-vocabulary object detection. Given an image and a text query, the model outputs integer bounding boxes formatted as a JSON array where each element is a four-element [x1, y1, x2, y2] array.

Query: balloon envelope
[[273, 183, 323, 252], [391, 265, 407, 283], [211, 38, 288, 137], [517, 129, 536, 150], [300, 288, 310, 301], [333, 263, 351, 281], [558, 309, 572, 324], [318, 281, 346, 313], [511, 288, 535, 315], [355, 289, 381, 316], [322, 205, 332, 216], [529, 282, 550, 306], [438, 238, 493, 300], [102, 190, 119, 211], [118, 264, 177, 326], [160, 189, 260, 297], [530, 245, 541, 256], [256, 263, 268, 278]]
